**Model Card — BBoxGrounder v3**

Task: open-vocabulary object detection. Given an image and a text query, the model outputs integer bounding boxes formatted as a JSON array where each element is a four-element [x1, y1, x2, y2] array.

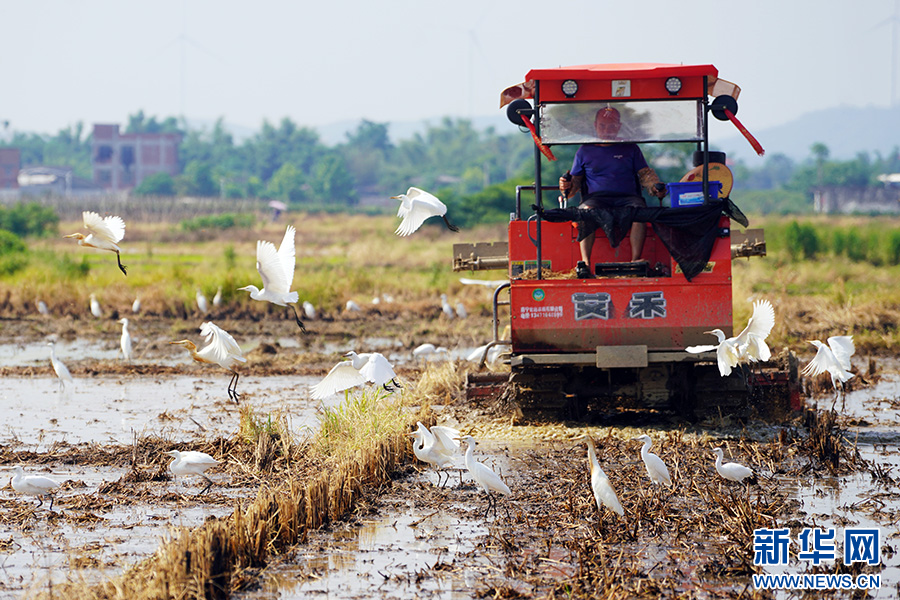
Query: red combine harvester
[[454, 63, 799, 420]]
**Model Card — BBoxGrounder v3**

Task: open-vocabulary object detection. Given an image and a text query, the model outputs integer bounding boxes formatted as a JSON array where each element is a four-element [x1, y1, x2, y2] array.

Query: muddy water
[[0, 369, 336, 599], [235, 375, 900, 600]]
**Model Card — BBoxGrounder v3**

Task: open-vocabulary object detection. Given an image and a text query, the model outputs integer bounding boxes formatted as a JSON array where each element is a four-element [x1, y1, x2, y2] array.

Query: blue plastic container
[[667, 181, 722, 207]]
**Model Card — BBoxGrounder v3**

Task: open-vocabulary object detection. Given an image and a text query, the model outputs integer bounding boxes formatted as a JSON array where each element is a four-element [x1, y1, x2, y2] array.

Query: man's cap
[[595, 107, 621, 124]]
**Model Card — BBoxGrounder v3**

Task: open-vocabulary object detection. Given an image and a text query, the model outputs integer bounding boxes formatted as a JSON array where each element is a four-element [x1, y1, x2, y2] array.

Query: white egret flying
[[412, 343, 449, 362], [712, 448, 755, 483], [166, 450, 219, 494], [686, 299, 775, 376], [118, 317, 133, 361], [461, 435, 511, 518], [10, 466, 60, 509], [238, 225, 306, 332], [196, 289, 209, 315], [459, 277, 508, 289], [584, 436, 624, 518], [310, 351, 400, 400], [65, 210, 127, 275], [410, 423, 457, 486], [392, 187, 459, 236], [48, 341, 73, 394], [801, 335, 855, 392], [632, 434, 672, 486], [89, 293, 103, 318], [170, 322, 247, 402]]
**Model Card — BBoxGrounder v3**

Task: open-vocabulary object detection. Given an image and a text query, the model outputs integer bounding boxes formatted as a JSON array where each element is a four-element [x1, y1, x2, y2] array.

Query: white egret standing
[[801, 335, 855, 392], [455, 302, 468, 319], [712, 448, 754, 483], [196, 289, 209, 315], [440, 294, 454, 319], [89, 293, 103, 318], [10, 466, 60, 509], [170, 322, 247, 402], [392, 187, 459, 236], [166, 450, 219, 494], [461, 435, 511, 518], [409, 425, 456, 487], [310, 351, 400, 399], [345, 300, 361, 312], [584, 436, 624, 518], [132, 297, 142, 314], [238, 225, 306, 332], [212, 286, 223, 308], [64, 211, 127, 275], [48, 341, 73, 394], [632, 434, 672, 486], [302, 301, 317, 320], [118, 318, 133, 361], [36, 300, 49, 316], [686, 299, 775, 376]]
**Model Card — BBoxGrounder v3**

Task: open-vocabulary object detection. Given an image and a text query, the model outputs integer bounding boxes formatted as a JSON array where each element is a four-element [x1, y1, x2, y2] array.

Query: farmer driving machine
[[454, 63, 799, 420]]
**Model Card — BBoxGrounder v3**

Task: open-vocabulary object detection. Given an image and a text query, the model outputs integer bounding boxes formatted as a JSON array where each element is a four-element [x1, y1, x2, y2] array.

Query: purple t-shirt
[[570, 143, 648, 196]]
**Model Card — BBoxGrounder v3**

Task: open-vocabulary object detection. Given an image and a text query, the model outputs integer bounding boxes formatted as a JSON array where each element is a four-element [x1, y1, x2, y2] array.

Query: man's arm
[[560, 174, 584, 199], [638, 167, 666, 198]]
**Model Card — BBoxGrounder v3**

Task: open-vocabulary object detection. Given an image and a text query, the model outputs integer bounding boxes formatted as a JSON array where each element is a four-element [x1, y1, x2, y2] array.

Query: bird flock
[[407, 423, 757, 520], [686, 298, 857, 397]]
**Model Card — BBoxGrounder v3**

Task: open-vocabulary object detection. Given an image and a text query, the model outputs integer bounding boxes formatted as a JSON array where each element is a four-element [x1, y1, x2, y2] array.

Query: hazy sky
[[2, 0, 898, 145]]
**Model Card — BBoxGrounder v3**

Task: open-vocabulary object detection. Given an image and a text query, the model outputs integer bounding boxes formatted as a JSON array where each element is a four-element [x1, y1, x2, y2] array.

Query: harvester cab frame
[[454, 63, 796, 420]]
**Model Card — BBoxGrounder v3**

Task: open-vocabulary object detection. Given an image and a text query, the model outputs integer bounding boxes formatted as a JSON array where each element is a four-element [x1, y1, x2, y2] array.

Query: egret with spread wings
[[239, 225, 306, 331], [392, 187, 459, 236], [65, 211, 128, 275]]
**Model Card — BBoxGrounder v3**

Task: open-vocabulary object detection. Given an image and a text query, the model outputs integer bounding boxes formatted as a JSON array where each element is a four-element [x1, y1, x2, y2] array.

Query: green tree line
[[3, 112, 900, 222]]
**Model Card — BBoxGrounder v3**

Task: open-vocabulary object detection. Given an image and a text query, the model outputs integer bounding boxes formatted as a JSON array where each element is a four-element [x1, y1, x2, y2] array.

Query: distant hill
[[715, 105, 900, 164]]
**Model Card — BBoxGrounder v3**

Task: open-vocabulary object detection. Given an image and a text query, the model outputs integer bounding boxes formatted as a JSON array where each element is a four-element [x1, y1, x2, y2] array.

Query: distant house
[[18, 166, 102, 196], [91, 124, 181, 192], [0, 148, 19, 189], [812, 184, 900, 214]]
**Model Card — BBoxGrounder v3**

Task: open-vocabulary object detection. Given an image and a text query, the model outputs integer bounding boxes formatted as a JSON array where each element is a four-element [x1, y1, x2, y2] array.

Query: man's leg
[[580, 233, 595, 264], [630, 222, 646, 262]]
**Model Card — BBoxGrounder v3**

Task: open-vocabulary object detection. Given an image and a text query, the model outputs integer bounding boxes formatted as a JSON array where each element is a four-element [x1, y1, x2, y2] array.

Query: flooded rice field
[[2, 325, 900, 599]]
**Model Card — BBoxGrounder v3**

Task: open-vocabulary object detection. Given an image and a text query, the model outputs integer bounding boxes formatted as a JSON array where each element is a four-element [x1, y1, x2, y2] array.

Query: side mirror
[[710, 95, 738, 121], [506, 99, 534, 127]]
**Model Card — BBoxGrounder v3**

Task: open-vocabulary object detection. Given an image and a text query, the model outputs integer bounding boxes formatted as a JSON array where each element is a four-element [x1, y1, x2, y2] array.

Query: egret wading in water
[[392, 187, 459, 236], [170, 322, 246, 402], [461, 435, 511, 518], [118, 317, 133, 361], [712, 448, 755, 484], [238, 225, 306, 332], [686, 298, 775, 377], [166, 450, 219, 494], [65, 211, 128, 275], [632, 434, 672, 487], [310, 351, 400, 400], [409, 422, 458, 487], [48, 341, 73, 394], [10, 466, 59, 509], [584, 436, 624, 518]]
